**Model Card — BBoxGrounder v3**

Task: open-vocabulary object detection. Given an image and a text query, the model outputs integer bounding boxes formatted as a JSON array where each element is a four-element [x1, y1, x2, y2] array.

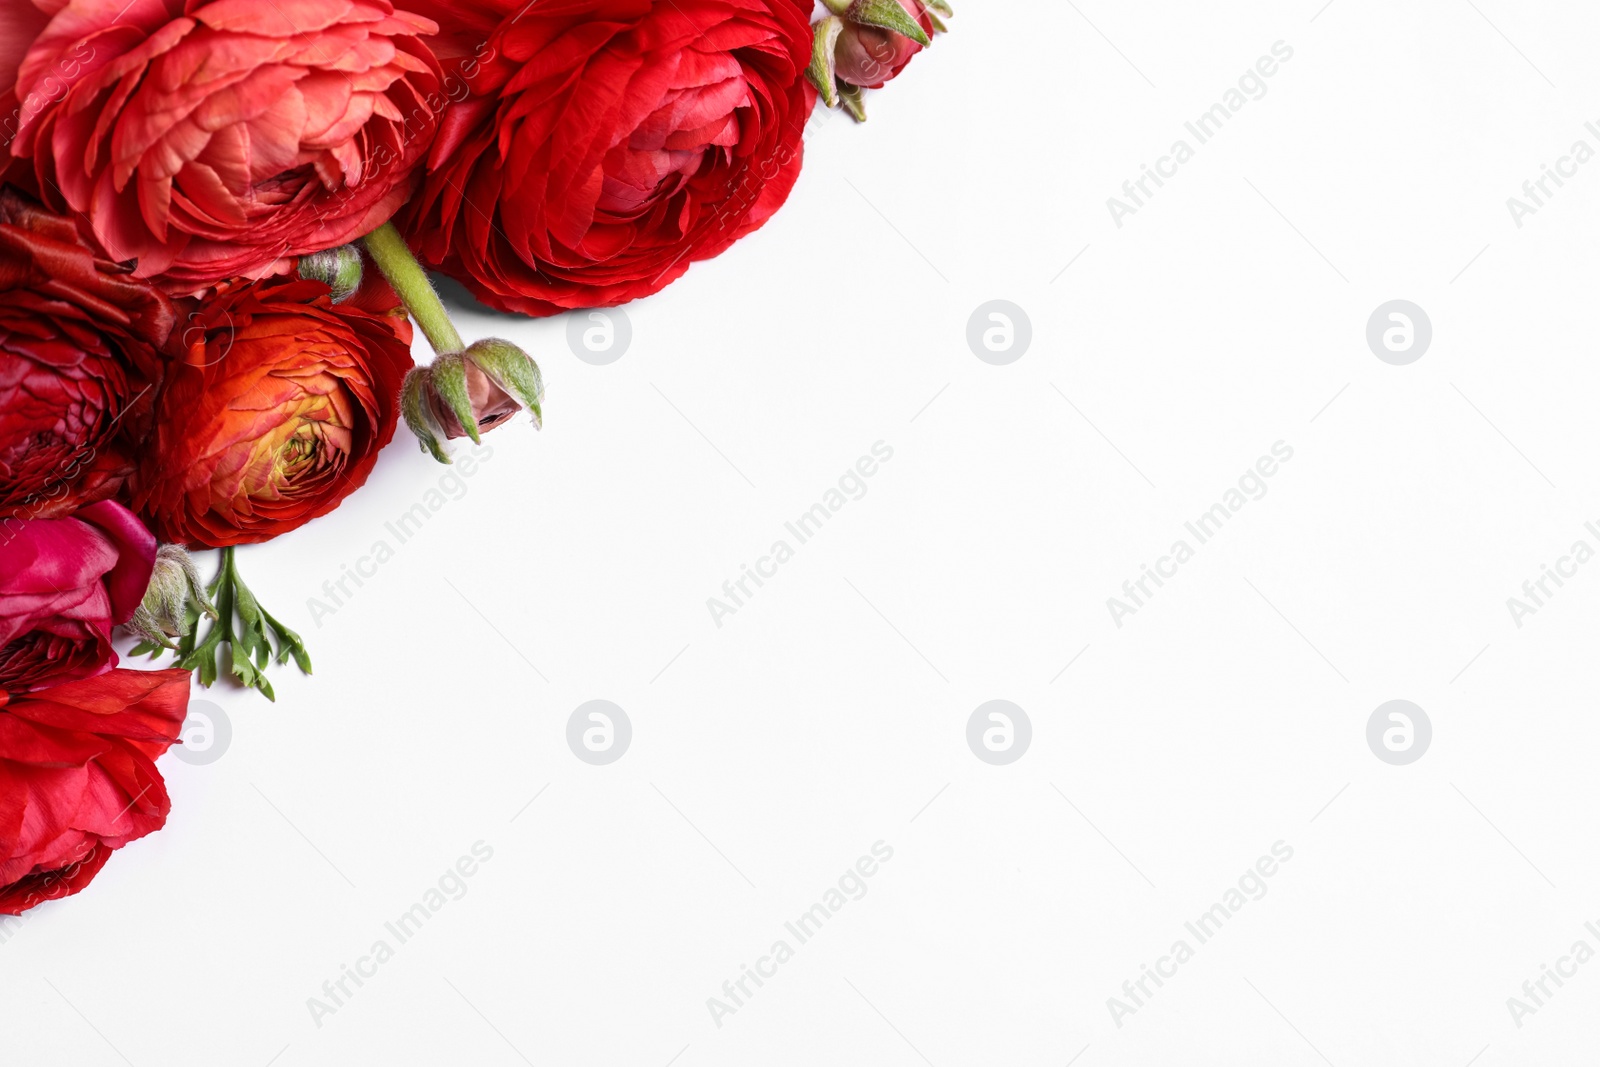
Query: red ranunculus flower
[[0, 668, 189, 916], [0, 188, 176, 520], [4, 0, 444, 296], [397, 0, 815, 316], [0, 501, 156, 693], [130, 276, 413, 547]]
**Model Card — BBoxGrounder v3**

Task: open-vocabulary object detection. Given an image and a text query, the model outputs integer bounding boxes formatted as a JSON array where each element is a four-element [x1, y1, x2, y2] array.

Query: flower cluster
[[0, 0, 948, 915]]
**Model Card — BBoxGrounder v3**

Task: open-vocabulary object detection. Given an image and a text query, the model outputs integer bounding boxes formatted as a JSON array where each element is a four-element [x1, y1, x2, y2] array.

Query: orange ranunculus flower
[[130, 276, 413, 547], [3, 0, 443, 296]]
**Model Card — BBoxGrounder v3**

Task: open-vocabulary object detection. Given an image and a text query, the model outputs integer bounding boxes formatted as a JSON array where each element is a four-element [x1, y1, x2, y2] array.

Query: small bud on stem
[[362, 223, 546, 463], [297, 245, 365, 303], [400, 342, 545, 463], [128, 545, 217, 649], [810, 0, 949, 122]]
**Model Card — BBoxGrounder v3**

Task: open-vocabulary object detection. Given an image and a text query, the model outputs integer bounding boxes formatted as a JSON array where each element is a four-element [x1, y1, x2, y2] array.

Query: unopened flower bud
[[400, 340, 545, 464], [836, 17, 923, 86], [128, 545, 217, 649], [821, 0, 931, 42], [810, 0, 946, 121], [465, 339, 545, 431], [298, 245, 365, 303]]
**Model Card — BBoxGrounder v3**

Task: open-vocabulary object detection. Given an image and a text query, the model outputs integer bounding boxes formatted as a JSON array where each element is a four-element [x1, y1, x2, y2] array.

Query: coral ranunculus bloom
[[4, 0, 444, 295], [397, 0, 816, 316], [131, 277, 413, 547], [0, 669, 190, 916]]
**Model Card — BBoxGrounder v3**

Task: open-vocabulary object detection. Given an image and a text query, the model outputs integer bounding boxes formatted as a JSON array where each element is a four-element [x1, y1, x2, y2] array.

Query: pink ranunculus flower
[[0, 501, 156, 693], [4, 0, 445, 296]]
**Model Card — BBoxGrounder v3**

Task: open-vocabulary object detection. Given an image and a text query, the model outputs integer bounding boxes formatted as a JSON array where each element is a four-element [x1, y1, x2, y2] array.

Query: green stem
[[362, 222, 465, 357], [218, 547, 238, 647]]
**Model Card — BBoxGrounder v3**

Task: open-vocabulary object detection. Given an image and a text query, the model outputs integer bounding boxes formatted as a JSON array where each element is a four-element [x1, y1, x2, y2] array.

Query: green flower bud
[[465, 339, 545, 432], [400, 339, 545, 465], [128, 545, 217, 649], [298, 245, 365, 303]]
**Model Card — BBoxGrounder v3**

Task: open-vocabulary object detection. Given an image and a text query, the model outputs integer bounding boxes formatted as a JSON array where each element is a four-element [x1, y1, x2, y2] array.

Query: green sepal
[[128, 622, 177, 652], [466, 339, 545, 431], [839, 83, 868, 122], [430, 351, 481, 445], [402, 367, 450, 464], [848, 0, 930, 46], [806, 17, 844, 108]]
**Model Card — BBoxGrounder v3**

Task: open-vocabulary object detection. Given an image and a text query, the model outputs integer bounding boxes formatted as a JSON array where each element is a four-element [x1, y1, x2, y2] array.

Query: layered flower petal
[[0, 668, 189, 916], [129, 276, 413, 546], [8, 0, 444, 295], [0, 189, 176, 522], [397, 0, 816, 316], [0, 502, 157, 693]]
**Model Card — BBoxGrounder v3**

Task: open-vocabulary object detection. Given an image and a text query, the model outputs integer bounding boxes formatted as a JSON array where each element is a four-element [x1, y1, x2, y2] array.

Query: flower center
[[0, 632, 88, 687], [596, 62, 752, 217]]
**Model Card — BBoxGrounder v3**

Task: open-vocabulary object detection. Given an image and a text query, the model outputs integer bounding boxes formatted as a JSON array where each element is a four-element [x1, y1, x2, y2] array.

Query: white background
[[8, 0, 1600, 1063]]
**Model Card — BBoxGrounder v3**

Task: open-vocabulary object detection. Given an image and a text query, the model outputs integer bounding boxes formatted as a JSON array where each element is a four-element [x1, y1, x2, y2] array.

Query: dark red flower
[[0, 188, 176, 521]]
